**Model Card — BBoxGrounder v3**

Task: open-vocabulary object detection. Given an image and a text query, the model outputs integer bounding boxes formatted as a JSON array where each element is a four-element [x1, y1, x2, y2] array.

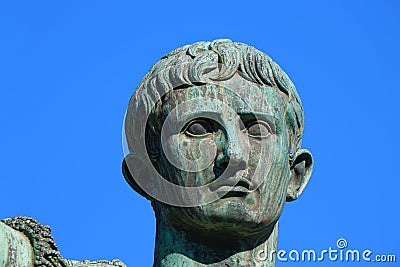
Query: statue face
[[153, 74, 293, 236]]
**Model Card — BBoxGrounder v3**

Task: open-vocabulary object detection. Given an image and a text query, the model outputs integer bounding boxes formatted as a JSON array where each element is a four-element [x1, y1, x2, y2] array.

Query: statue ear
[[286, 149, 313, 202], [122, 154, 154, 201]]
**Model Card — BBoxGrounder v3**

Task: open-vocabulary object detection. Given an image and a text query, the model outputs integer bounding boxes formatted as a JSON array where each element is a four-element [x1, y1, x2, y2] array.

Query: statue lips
[[209, 171, 253, 198]]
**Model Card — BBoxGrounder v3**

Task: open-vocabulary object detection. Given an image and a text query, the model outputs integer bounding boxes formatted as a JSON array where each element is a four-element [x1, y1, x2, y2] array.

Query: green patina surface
[[0, 222, 34, 267]]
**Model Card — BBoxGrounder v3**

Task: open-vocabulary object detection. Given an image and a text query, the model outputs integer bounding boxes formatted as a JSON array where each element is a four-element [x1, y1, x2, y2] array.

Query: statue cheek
[[247, 136, 279, 190], [162, 135, 217, 173]]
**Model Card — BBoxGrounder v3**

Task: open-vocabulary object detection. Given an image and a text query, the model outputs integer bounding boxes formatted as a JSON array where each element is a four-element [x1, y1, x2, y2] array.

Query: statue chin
[[159, 198, 282, 240]]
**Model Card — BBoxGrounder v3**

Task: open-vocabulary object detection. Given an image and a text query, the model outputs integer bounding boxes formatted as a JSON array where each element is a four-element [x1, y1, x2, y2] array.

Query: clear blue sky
[[1, 1, 399, 266]]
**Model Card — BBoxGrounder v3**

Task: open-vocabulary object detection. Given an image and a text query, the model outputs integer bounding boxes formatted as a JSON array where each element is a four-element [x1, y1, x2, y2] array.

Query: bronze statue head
[[122, 39, 313, 239]]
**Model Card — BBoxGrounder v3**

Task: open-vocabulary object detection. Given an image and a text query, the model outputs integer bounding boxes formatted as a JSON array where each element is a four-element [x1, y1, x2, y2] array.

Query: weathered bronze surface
[[0, 216, 126, 266], [0, 39, 313, 267], [122, 39, 313, 266]]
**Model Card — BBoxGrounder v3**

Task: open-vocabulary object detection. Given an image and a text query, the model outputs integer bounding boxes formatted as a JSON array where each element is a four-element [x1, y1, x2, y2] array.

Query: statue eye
[[184, 120, 214, 137], [247, 122, 272, 138]]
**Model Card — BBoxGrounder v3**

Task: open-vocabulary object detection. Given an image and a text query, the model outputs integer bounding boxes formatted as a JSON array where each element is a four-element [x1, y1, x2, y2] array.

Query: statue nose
[[215, 130, 249, 175]]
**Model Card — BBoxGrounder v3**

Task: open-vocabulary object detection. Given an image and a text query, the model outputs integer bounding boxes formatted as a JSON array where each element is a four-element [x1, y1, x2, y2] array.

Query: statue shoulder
[[0, 221, 34, 266], [1, 217, 126, 267]]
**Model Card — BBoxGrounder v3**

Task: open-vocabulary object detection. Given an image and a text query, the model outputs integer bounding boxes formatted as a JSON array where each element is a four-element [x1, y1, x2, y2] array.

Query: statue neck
[[153, 212, 279, 267]]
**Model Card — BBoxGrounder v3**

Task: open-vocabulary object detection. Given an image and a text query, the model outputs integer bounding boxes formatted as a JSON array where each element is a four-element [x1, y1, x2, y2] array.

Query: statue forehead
[[161, 74, 287, 116]]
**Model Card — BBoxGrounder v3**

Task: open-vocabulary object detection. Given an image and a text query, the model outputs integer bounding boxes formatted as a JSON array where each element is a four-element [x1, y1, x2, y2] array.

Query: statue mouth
[[217, 181, 251, 198], [209, 173, 253, 198]]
